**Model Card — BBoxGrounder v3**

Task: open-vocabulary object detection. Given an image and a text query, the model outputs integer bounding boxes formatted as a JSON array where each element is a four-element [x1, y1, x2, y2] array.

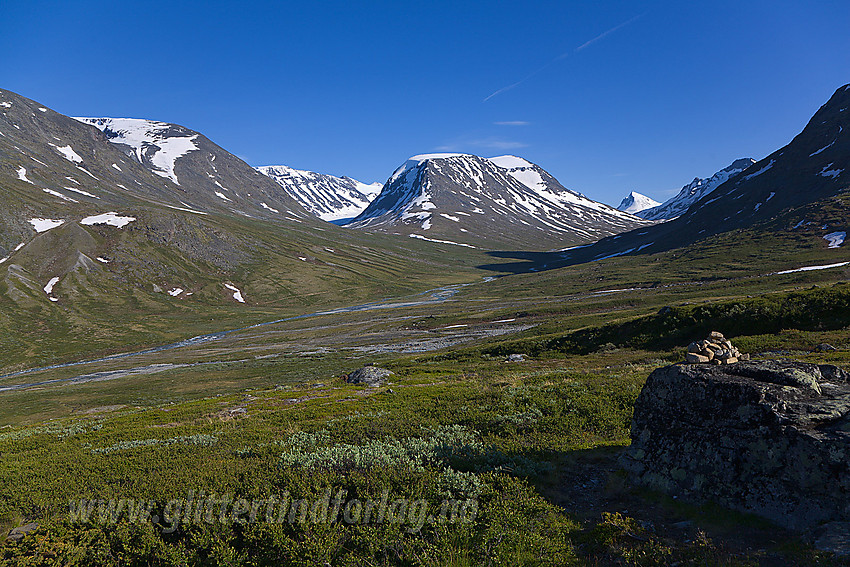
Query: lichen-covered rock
[[345, 366, 393, 387], [6, 522, 38, 542], [621, 360, 850, 530]]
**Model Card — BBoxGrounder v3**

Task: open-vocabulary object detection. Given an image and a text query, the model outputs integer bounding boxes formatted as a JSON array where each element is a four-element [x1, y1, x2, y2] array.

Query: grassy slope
[[0, 196, 498, 374]]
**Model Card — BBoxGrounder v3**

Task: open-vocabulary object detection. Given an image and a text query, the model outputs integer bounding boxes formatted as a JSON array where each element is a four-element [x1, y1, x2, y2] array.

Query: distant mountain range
[[256, 165, 381, 223], [3, 81, 848, 301], [617, 192, 660, 214], [344, 153, 651, 250], [634, 158, 756, 221], [566, 83, 850, 262]]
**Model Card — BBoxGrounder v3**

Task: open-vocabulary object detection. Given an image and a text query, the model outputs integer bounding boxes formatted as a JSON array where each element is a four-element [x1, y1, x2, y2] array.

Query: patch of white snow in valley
[[409, 234, 476, 248], [824, 232, 846, 248], [112, 163, 122, 171], [64, 186, 98, 198], [819, 164, 844, 178], [80, 212, 136, 228], [224, 283, 245, 303], [16, 166, 32, 183], [13, 242, 25, 252], [96, 257, 110, 263], [743, 159, 775, 180], [73, 117, 199, 185], [43, 188, 78, 202], [52, 144, 83, 163], [30, 218, 64, 232], [774, 262, 849, 275], [43, 277, 59, 295], [214, 191, 231, 201], [168, 288, 184, 296], [260, 202, 279, 213], [440, 213, 460, 222]]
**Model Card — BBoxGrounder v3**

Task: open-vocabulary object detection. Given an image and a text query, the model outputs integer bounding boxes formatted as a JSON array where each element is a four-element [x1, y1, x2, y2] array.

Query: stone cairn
[[685, 331, 750, 365]]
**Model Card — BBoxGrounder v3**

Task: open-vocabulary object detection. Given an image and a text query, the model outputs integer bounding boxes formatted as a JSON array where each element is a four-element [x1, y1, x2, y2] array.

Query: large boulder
[[621, 360, 850, 530], [345, 366, 393, 387]]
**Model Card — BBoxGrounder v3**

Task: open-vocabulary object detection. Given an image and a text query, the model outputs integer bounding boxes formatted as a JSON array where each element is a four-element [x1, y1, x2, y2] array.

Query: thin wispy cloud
[[575, 13, 643, 52], [436, 137, 528, 152], [494, 121, 530, 126], [483, 13, 644, 103]]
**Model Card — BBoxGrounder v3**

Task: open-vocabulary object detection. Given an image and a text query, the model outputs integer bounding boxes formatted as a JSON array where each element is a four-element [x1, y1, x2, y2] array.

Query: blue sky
[[2, 1, 848, 206]]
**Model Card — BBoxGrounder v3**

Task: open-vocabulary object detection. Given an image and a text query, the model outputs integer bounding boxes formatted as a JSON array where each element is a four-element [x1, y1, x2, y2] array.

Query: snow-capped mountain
[[73, 117, 308, 221], [617, 191, 660, 214], [636, 158, 756, 221], [256, 165, 382, 222], [345, 153, 652, 250]]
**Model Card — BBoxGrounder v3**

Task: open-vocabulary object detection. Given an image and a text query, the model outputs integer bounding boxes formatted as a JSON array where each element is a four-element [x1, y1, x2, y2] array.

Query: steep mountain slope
[[345, 153, 651, 250], [636, 158, 756, 221], [617, 191, 660, 214], [256, 164, 381, 222], [562, 83, 850, 262], [73, 117, 309, 221]]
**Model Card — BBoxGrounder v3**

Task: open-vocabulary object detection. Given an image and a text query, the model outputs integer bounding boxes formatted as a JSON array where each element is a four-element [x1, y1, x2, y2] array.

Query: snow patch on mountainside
[[16, 167, 31, 183], [824, 231, 846, 248], [80, 213, 136, 228], [743, 160, 774, 180], [75, 117, 199, 185], [409, 234, 476, 248], [64, 186, 98, 199], [819, 164, 844, 178], [43, 188, 77, 202], [43, 277, 59, 295], [224, 283, 245, 303], [51, 144, 83, 163], [30, 218, 64, 232]]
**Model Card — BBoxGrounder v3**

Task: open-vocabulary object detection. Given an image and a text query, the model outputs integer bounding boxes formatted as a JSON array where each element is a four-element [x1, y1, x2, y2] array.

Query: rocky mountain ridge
[[345, 153, 652, 250]]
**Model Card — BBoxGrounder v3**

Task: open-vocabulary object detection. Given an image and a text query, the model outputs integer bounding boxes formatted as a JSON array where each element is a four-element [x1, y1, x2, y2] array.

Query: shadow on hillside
[[476, 250, 578, 274]]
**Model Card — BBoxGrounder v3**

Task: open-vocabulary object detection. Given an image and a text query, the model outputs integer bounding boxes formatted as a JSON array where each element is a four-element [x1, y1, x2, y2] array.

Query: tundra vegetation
[[1, 257, 849, 565]]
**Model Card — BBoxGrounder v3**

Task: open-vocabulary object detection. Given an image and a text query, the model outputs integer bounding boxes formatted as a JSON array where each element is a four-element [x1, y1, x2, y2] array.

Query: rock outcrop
[[345, 366, 393, 387], [622, 360, 850, 530]]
